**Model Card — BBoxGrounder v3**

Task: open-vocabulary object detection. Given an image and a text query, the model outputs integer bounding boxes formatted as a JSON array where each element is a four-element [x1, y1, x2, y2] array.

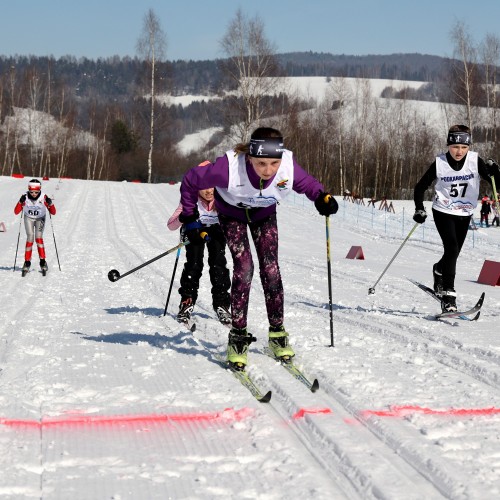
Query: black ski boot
[[176, 297, 194, 324], [441, 289, 457, 313], [214, 304, 231, 325], [21, 260, 31, 277], [433, 263, 443, 296], [40, 259, 48, 276]]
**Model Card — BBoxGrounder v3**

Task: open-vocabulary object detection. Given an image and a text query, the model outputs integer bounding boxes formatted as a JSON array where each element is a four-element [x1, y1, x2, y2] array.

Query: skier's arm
[[479, 157, 500, 188], [180, 156, 229, 218], [292, 158, 338, 215], [414, 161, 437, 211], [44, 195, 56, 215], [14, 194, 26, 215], [167, 203, 183, 231], [291, 157, 325, 201]]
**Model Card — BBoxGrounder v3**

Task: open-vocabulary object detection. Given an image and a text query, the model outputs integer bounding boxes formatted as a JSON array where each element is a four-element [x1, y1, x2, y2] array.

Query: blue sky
[[2, 0, 500, 61]]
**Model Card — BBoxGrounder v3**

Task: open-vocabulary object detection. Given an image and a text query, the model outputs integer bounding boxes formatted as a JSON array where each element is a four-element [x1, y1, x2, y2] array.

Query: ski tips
[[108, 269, 120, 282], [259, 390, 272, 403]]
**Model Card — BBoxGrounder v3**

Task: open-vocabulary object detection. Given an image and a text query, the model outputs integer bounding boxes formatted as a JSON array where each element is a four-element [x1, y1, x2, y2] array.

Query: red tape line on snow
[[0, 407, 254, 429], [292, 407, 332, 419], [360, 405, 500, 418]]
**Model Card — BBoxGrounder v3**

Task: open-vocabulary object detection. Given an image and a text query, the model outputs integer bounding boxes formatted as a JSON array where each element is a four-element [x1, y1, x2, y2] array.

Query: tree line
[[0, 12, 499, 199]]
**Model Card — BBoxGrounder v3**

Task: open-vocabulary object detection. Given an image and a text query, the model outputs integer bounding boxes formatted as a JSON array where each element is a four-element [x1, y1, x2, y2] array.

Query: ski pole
[[325, 215, 335, 347], [486, 159, 499, 216], [491, 175, 498, 204], [108, 238, 199, 283], [368, 222, 419, 295], [49, 212, 61, 271], [108, 241, 189, 283], [162, 240, 183, 316], [13, 212, 23, 271]]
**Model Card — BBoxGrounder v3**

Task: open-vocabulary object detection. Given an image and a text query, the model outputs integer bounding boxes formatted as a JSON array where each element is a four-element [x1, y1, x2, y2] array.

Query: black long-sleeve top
[[413, 152, 500, 211]]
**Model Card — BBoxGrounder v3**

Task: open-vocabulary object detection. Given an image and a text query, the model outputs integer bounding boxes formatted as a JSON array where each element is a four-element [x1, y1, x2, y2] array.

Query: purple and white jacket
[[180, 150, 324, 223]]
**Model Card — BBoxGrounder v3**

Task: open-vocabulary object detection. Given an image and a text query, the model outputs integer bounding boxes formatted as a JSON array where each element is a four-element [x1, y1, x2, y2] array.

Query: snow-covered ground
[[0, 176, 499, 499]]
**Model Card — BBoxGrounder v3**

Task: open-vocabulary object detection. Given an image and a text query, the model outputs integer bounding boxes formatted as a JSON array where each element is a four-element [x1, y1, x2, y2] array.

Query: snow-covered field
[[0, 176, 499, 499]]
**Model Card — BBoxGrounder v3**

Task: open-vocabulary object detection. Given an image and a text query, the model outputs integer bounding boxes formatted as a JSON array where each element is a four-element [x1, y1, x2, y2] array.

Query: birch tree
[[450, 21, 479, 131], [326, 77, 351, 194], [219, 8, 281, 142], [480, 33, 500, 151], [136, 9, 167, 183]]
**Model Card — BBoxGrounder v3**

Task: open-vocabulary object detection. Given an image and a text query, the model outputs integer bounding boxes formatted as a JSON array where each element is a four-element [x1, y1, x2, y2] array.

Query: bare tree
[[2, 65, 22, 175], [219, 8, 281, 142], [480, 33, 500, 151], [326, 77, 351, 194], [450, 21, 479, 130], [136, 9, 167, 183]]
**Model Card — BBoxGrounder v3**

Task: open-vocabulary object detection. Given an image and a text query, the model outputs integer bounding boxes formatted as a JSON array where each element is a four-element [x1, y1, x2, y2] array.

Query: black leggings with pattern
[[219, 213, 283, 330]]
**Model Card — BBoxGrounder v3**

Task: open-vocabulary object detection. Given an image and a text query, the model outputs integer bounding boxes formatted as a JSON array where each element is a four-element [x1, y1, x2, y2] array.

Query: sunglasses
[[28, 189, 40, 194]]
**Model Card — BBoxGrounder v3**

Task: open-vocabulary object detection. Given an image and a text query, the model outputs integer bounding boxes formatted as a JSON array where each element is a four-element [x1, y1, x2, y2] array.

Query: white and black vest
[[216, 150, 294, 209], [198, 199, 219, 226], [22, 191, 48, 220], [432, 152, 480, 216]]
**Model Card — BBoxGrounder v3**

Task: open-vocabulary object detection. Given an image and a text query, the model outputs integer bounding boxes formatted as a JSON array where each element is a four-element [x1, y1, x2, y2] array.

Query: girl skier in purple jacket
[[179, 127, 338, 370]]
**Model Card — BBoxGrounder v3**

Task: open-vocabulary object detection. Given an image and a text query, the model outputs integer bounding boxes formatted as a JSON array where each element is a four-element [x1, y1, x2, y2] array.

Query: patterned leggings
[[219, 214, 283, 329]]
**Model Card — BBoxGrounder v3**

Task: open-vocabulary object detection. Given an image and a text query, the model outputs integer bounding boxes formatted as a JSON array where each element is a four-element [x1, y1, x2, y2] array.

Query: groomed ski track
[[0, 177, 499, 499]]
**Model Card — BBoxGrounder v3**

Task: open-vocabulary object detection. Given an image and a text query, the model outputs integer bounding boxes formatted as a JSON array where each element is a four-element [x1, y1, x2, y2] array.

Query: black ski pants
[[179, 223, 231, 308], [432, 208, 471, 290]]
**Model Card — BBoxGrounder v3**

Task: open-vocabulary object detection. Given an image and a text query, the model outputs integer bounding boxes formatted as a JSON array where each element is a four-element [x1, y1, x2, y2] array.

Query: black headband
[[248, 137, 285, 158], [447, 131, 471, 145]]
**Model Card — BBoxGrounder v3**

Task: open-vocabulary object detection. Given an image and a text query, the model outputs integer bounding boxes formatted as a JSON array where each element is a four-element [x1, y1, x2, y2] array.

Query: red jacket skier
[[14, 178, 56, 275]]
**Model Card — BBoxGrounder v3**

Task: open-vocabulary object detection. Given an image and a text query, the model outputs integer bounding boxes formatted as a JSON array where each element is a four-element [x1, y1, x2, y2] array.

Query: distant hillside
[[277, 52, 452, 82], [0, 51, 453, 103]]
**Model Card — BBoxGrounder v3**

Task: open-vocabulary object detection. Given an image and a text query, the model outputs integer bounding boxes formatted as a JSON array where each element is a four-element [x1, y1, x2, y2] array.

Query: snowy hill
[[1, 176, 500, 499], [174, 76, 489, 156], [175, 76, 431, 155], [1, 75, 487, 162]]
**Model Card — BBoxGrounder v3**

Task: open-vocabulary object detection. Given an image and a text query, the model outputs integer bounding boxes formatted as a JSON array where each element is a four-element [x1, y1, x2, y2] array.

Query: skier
[[492, 197, 500, 227], [480, 196, 491, 227], [178, 127, 338, 370], [167, 185, 231, 326], [14, 178, 56, 276], [413, 125, 500, 312]]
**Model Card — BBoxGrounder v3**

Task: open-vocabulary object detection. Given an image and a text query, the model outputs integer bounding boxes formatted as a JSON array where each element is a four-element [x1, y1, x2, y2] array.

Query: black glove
[[314, 192, 338, 216], [44, 195, 52, 206], [178, 209, 200, 225], [413, 209, 427, 224], [486, 158, 500, 177], [19, 194, 26, 204], [183, 221, 209, 245]]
